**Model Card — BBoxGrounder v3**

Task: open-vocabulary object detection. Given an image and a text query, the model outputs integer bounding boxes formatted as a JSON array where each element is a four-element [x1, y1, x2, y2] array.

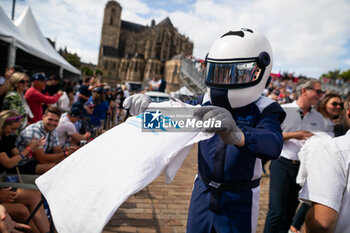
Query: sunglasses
[[307, 88, 325, 95], [330, 101, 344, 108], [19, 80, 29, 84]]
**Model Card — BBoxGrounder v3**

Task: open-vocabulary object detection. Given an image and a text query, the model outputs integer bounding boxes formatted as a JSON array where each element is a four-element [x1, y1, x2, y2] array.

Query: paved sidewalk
[[103, 145, 270, 233]]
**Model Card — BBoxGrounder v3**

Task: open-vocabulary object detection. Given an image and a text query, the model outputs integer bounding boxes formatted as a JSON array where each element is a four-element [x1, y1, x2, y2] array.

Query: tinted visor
[[205, 58, 264, 89]]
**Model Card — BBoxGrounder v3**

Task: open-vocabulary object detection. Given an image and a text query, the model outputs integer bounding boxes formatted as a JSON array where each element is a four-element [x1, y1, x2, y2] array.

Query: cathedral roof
[[121, 20, 146, 32], [157, 17, 174, 28]]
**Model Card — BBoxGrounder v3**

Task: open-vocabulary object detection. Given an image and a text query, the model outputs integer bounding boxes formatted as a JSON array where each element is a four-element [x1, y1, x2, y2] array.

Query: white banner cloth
[[36, 101, 212, 233]]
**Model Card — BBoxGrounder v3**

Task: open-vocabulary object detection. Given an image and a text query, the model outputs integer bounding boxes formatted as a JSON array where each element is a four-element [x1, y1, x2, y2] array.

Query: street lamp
[[11, 0, 16, 20], [11, 0, 23, 20]]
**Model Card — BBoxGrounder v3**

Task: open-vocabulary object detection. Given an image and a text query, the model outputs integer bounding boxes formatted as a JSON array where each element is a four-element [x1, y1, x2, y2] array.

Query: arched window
[[110, 9, 116, 25]]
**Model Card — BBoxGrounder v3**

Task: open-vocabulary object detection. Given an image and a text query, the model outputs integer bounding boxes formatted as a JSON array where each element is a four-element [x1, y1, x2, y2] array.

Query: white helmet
[[205, 28, 273, 108]]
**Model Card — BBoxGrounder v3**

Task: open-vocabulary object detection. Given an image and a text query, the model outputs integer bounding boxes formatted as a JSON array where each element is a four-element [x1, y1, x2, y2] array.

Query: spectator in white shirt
[[264, 79, 329, 233], [299, 92, 350, 233], [57, 107, 91, 147], [56, 86, 74, 113]]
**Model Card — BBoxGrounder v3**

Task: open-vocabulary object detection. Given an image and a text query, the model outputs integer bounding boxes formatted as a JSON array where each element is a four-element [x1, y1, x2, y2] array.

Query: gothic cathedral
[[98, 0, 193, 87]]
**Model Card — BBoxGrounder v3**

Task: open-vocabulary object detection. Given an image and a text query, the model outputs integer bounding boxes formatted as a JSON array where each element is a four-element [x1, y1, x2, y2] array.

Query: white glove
[[194, 106, 243, 145], [123, 94, 152, 116]]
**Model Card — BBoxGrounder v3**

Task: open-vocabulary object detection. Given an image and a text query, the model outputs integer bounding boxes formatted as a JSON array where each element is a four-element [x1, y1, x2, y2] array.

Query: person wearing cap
[[84, 100, 96, 113], [25, 73, 62, 124], [89, 87, 109, 127], [56, 107, 91, 147], [75, 100, 95, 137]]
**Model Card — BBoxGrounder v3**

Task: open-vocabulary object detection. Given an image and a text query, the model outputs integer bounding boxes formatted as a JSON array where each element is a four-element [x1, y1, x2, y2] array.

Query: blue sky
[[138, 0, 197, 14], [1, 0, 350, 78]]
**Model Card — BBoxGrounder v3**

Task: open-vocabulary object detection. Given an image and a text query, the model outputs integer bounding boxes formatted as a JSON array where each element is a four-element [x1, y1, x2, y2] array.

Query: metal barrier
[[180, 59, 206, 96]]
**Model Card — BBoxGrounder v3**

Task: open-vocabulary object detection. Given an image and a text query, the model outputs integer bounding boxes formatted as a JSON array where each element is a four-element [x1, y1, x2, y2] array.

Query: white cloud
[[1, 0, 350, 78], [249, 0, 350, 77], [167, 0, 350, 77], [22, 0, 104, 64]]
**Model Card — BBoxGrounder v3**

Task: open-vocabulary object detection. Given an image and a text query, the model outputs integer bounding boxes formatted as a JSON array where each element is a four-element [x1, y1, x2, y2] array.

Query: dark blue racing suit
[[186, 94, 285, 233]]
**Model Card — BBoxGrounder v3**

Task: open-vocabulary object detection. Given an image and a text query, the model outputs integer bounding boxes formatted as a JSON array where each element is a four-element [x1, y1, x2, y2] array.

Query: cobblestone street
[[103, 145, 270, 233]]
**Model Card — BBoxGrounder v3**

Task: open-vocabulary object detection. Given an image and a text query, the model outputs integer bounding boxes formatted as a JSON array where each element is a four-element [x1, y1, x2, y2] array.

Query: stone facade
[[98, 0, 193, 88], [164, 56, 182, 92]]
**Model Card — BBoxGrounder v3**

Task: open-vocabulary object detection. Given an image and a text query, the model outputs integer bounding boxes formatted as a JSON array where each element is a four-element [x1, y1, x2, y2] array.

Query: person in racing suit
[[123, 28, 286, 233]]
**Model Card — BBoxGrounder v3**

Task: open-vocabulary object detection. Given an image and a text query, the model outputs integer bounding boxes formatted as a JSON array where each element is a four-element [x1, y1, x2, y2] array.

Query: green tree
[[320, 69, 341, 79], [340, 69, 350, 81], [95, 69, 103, 76], [59, 47, 81, 68], [65, 53, 81, 68], [81, 66, 93, 76]]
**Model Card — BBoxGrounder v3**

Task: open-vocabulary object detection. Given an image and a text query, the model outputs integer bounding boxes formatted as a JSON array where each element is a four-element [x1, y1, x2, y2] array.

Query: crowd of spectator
[[0, 64, 349, 232], [0, 66, 132, 232], [262, 76, 350, 233]]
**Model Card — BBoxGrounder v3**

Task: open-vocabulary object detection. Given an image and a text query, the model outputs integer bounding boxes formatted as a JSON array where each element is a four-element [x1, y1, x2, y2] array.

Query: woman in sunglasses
[[3, 72, 33, 130], [316, 92, 345, 137], [0, 110, 49, 233]]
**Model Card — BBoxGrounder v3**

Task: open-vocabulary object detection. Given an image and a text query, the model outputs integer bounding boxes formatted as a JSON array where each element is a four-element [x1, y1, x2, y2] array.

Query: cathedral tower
[[97, 0, 193, 84], [98, 1, 122, 69]]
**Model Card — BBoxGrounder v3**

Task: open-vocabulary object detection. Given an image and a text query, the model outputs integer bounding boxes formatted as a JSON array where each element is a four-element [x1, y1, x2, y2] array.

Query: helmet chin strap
[[209, 88, 233, 110]]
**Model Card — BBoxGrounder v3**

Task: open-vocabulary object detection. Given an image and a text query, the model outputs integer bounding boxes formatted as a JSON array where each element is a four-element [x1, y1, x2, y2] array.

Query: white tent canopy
[[0, 5, 80, 75], [15, 7, 80, 75], [0, 5, 37, 54]]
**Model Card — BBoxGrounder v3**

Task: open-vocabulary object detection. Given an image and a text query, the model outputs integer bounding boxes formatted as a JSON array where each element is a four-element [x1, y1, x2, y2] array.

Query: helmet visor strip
[[205, 58, 264, 89]]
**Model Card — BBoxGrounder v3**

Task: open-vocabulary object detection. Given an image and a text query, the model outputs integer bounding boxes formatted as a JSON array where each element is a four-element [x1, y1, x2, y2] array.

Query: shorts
[[8, 160, 38, 175]]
